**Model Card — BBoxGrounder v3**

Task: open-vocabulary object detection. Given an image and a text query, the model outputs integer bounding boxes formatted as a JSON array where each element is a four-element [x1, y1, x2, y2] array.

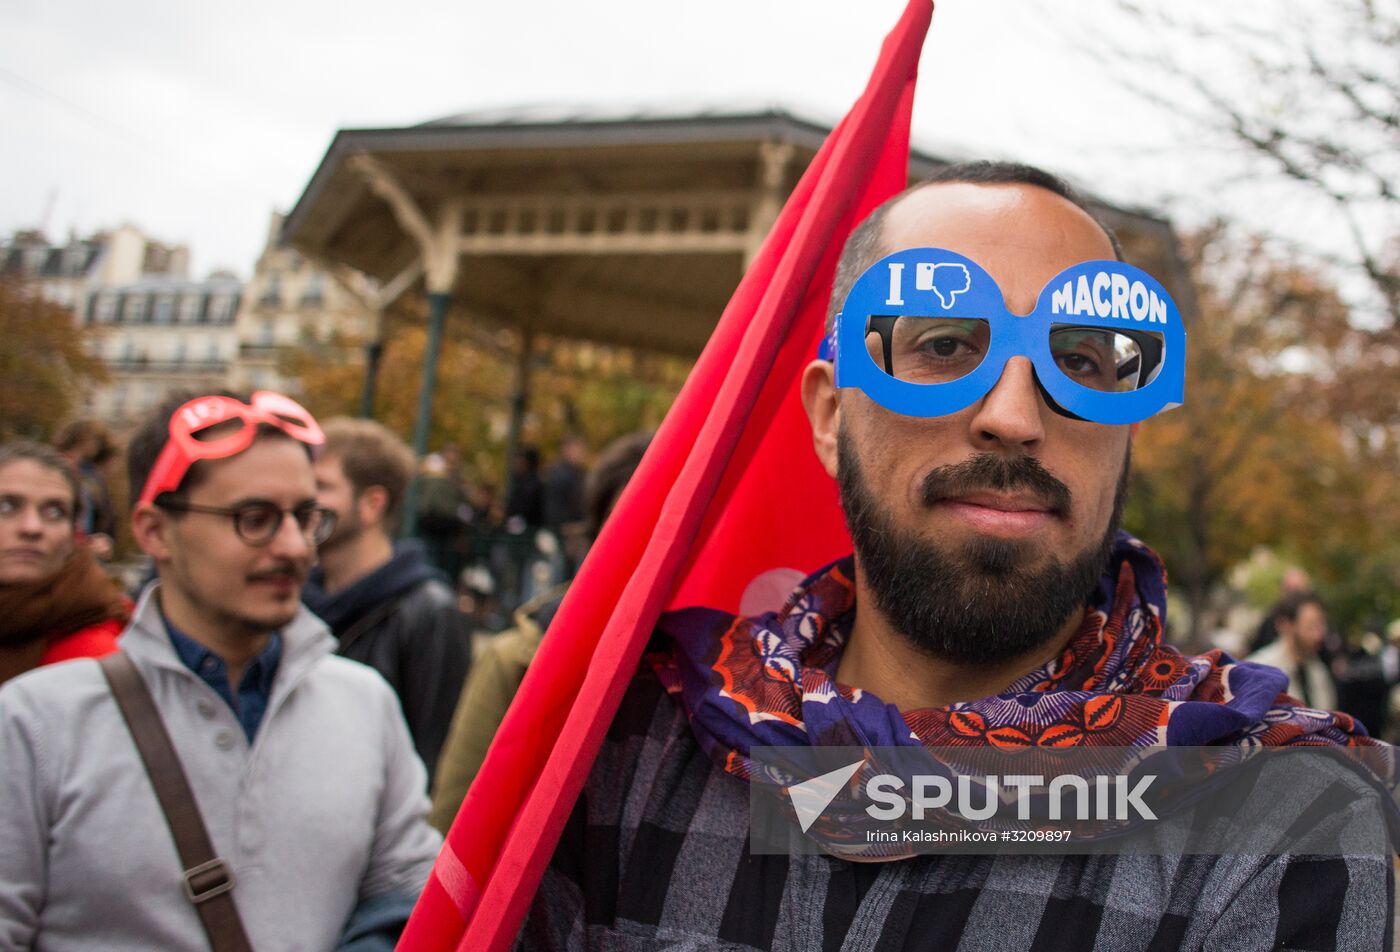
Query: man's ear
[[800, 359, 840, 479], [130, 503, 174, 561], [359, 485, 390, 529]]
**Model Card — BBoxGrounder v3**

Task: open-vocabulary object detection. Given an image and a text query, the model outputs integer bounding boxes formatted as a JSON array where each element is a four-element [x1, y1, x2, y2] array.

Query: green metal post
[[358, 339, 384, 419], [401, 291, 451, 538], [500, 325, 535, 509]]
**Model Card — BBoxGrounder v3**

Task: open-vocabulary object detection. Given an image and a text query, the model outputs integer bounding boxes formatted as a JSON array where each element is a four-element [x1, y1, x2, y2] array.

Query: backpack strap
[[99, 651, 254, 952], [334, 594, 406, 655]]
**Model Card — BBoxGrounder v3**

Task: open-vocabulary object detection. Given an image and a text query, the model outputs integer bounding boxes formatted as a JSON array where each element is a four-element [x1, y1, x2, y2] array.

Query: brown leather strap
[[334, 594, 404, 654], [99, 652, 254, 952]]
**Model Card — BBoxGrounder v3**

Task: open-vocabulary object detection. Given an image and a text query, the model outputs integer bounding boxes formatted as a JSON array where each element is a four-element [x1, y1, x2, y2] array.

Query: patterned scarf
[[652, 532, 1381, 784]]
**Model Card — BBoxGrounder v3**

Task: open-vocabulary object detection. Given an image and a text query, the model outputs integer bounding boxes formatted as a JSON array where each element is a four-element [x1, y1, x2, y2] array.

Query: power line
[[0, 65, 266, 199]]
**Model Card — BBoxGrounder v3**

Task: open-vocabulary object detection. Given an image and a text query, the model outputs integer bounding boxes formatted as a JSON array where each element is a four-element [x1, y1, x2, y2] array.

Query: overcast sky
[[0, 0, 1368, 281]]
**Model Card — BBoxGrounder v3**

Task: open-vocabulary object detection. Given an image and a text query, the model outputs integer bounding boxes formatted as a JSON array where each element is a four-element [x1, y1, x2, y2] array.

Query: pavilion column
[[359, 335, 384, 418], [401, 227, 461, 537], [743, 142, 794, 268], [409, 290, 451, 461], [501, 322, 536, 506], [325, 259, 422, 421], [351, 153, 463, 536]]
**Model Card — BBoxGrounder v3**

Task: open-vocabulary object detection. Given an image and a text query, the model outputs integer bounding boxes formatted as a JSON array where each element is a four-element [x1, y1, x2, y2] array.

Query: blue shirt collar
[[164, 615, 282, 742]]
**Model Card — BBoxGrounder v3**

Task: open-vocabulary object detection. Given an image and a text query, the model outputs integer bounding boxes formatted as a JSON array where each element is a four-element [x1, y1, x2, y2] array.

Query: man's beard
[[836, 427, 1129, 666], [317, 504, 362, 555]]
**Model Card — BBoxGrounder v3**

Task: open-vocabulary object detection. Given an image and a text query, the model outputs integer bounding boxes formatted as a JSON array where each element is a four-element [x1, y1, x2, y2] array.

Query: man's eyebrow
[[223, 495, 317, 508]]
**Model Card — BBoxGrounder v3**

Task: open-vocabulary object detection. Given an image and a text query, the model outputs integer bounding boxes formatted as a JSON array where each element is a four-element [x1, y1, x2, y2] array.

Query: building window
[[153, 294, 174, 324], [206, 340, 221, 364], [180, 294, 201, 323], [260, 274, 282, 307], [300, 274, 325, 307], [258, 318, 274, 346], [209, 295, 232, 323], [95, 294, 117, 324], [125, 294, 147, 323]]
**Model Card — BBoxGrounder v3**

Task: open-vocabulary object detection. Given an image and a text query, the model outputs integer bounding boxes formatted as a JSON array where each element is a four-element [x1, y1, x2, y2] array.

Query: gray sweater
[[0, 585, 442, 951]]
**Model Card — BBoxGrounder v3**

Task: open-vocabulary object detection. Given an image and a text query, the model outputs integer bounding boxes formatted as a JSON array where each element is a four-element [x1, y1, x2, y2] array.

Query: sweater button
[[215, 730, 236, 750], [239, 820, 263, 853], [197, 701, 217, 719]]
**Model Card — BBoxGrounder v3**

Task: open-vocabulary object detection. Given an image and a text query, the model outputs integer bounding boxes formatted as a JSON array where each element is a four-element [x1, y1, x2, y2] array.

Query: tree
[[282, 308, 688, 489], [1069, 1, 1400, 640], [1125, 224, 1400, 646], [0, 277, 108, 439], [1091, 0, 1400, 325]]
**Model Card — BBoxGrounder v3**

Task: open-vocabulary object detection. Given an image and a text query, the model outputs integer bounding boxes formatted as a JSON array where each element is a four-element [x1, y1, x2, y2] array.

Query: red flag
[[401, 3, 932, 948]]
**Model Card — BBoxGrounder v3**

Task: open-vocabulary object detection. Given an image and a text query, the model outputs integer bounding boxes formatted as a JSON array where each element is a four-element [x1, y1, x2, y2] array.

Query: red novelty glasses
[[137, 391, 325, 507]]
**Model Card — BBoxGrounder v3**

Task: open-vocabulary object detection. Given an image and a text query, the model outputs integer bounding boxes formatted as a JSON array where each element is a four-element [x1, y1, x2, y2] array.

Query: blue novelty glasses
[[821, 248, 1186, 425]]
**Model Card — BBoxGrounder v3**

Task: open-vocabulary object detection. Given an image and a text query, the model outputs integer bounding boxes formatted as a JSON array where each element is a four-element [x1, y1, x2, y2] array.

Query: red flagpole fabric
[[400, 3, 932, 948]]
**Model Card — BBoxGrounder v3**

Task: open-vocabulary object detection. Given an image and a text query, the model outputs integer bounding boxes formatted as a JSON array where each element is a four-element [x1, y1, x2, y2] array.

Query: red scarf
[[0, 545, 128, 684]]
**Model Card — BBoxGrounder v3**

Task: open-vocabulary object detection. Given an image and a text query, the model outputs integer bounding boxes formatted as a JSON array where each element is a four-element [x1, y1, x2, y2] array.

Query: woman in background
[[0, 440, 128, 685]]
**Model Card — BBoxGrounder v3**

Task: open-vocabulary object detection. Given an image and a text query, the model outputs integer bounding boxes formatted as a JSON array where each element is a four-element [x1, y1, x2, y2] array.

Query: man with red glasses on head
[[0, 391, 441, 951]]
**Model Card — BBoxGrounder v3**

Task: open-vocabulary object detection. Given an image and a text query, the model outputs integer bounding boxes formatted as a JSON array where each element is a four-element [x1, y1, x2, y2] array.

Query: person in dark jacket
[[497, 446, 544, 611], [303, 418, 470, 784], [504, 446, 544, 529], [54, 420, 119, 560], [542, 434, 589, 579]]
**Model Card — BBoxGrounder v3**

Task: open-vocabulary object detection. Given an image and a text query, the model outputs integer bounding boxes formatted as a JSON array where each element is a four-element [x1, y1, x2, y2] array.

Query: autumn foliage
[[1126, 226, 1400, 644], [0, 278, 108, 439], [281, 310, 688, 488]]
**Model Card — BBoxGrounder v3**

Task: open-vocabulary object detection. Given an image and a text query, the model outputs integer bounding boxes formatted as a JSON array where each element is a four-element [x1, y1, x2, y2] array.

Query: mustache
[[919, 454, 1072, 517], [247, 564, 305, 582]]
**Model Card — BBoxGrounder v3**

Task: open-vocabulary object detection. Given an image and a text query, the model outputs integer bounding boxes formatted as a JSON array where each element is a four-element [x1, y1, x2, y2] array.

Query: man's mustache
[[247, 564, 305, 582], [920, 454, 1072, 517]]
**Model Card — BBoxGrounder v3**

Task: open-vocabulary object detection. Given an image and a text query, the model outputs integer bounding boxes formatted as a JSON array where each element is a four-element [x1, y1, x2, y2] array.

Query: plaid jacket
[[518, 665, 1395, 951]]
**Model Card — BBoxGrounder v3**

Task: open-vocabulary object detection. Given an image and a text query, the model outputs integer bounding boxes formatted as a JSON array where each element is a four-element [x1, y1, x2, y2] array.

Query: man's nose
[[267, 510, 314, 559], [965, 356, 1047, 451]]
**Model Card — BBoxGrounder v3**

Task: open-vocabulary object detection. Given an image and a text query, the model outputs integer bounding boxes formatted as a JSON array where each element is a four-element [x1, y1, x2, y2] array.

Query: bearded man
[[513, 162, 1394, 951], [303, 417, 470, 785]]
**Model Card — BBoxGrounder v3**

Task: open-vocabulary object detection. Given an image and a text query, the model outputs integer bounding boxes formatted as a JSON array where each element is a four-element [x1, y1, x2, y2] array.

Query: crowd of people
[[403, 434, 601, 628], [0, 382, 656, 948], [0, 160, 1395, 949]]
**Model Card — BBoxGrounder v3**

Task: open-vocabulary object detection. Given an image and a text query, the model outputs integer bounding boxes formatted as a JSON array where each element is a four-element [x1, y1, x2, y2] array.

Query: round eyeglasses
[[156, 499, 337, 547]]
